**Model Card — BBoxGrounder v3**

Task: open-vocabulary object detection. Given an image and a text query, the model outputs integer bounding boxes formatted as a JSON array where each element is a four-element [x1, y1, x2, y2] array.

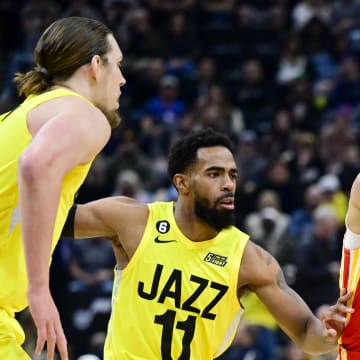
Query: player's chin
[[112, 101, 120, 111]]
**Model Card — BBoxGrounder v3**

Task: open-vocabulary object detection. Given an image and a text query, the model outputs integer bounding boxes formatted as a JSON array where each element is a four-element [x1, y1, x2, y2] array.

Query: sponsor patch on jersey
[[156, 220, 170, 234], [203, 252, 228, 267]]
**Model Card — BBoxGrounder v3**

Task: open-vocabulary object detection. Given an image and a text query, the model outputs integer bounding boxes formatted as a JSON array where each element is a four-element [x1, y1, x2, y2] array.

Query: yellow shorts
[[0, 308, 30, 360]]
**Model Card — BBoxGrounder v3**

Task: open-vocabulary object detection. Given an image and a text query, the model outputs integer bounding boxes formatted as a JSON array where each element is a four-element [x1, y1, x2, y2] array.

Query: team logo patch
[[204, 252, 228, 267]]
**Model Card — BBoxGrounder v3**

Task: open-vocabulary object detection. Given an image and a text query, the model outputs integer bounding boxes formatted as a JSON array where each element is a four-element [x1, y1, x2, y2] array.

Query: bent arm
[[19, 104, 110, 293], [70, 196, 148, 260], [240, 243, 349, 354]]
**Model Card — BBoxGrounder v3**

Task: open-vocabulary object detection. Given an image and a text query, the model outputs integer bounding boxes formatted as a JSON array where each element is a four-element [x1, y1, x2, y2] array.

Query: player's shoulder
[[97, 196, 149, 221], [59, 94, 104, 118]]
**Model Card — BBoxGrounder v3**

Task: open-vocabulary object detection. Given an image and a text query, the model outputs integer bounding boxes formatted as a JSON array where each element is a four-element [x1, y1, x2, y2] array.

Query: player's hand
[[320, 288, 354, 341], [28, 287, 68, 360]]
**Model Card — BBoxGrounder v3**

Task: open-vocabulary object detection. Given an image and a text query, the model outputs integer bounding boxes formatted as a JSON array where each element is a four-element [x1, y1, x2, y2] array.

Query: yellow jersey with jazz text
[[0, 89, 94, 314], [104, 201, 249, 359]]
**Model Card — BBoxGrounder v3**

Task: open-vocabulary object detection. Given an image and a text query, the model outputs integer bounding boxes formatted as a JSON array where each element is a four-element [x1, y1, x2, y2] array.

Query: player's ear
[[88, 54, 102, 81], [173, 174, 190, 195]]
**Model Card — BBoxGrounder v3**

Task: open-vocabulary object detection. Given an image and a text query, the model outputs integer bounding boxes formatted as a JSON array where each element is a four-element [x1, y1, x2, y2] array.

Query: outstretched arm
[[239, 242, 353, 354]]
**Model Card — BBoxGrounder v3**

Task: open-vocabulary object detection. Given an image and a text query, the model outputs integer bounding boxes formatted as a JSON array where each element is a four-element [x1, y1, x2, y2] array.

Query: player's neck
[[174, 202, 219, 241]]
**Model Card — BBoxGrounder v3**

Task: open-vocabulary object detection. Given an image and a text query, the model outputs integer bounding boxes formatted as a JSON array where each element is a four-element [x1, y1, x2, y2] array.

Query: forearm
[[275, 298, 337, 354], [19, 167, 62, 291]]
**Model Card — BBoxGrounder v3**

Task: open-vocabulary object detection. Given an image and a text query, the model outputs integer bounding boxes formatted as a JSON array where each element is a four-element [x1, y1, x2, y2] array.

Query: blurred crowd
[[2, 0, 360, 359]]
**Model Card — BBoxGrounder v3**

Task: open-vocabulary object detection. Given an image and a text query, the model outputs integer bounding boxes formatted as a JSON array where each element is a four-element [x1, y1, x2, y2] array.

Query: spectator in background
[[318, 105, 358, 176], [288, 183, 324, 243], [196, 83, 245, 135], [62, 0, 102, 19], [102, 0, 134, 37], [182, 57, 218, 108], [283, 77, 324, 133], [146, 0, 196, 22], [76, 155, 112, 204], [294, 205, 341, 312], [299, 16, 333, 57], [0, 0, 60, 107], [68, 238, 115, 294], [339, 144, 360, 195], [233, 58, 273, 131], [163, 12, 197, 77], [123, 7, 164, 68], [258, 159, 301, 213], [267, 108, 294, 157], [144, 74, 186, 130], [112, 168, 152, 202], [130, 57, 166, 108], [244, 189, 296, 284], [107, 135, 155, 191], [330, 0, 360, 35], [328, 56, 360, 110], [276, 34, 307, 86], [235, 130, 268, 187], [291, 0, 331, 31], [317, 173, 348, 225], [289, 132, 324, 191]]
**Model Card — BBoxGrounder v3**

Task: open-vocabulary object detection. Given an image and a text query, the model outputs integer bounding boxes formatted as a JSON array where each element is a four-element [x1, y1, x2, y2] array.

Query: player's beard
[[96, 103, 122, 128], [103, 109, 122, 128], [194, 193, 235, 232]]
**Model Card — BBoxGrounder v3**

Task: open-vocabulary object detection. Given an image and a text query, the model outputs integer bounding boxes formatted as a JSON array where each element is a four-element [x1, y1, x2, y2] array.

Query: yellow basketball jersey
[[104, 201, 249, 359], [0, 89, 94, 313]]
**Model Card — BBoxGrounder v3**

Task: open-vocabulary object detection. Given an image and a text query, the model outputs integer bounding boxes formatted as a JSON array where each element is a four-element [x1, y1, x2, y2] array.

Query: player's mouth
[[218, 198, 235, 210]]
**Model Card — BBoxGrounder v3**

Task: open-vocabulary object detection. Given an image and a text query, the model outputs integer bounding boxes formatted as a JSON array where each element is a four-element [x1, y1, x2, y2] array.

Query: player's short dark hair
[[167, 128, 234, 180]]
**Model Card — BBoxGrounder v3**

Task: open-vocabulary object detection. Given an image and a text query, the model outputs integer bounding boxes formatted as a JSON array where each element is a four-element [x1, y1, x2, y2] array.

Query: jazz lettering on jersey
[[137, 264, 228, 320]]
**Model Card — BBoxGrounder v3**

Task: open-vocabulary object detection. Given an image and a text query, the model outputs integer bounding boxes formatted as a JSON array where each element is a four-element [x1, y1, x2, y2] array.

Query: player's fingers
[[332, 304, 354, 318], [334, 304, 354, 315], [56, 326, 68, 360], [323, 328, 337, 339], [323, 314, 347, 326], [339, 288, 353, 302], [46, 323, 57, 360], [35, 325, 46, 355]]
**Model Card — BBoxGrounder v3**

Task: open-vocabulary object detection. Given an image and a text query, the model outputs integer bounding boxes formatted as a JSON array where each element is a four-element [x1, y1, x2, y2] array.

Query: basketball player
[[338, 172, 360, 359], [0, 17, 126, 360], [64, 128, 353, 359]]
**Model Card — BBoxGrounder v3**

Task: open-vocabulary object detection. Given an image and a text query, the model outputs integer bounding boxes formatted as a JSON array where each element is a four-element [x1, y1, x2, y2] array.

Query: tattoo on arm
[[303, 315, 311, 335], [277, 270, 303, 305], [276, 269, 287, 290], [266, 253, 273, 266]]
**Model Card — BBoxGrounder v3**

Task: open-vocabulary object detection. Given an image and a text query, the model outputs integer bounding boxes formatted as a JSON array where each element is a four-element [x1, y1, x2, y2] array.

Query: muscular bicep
[[240, 243, 313, 342], [75, 201, 116, 238], [74, 197, 148, 243]]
